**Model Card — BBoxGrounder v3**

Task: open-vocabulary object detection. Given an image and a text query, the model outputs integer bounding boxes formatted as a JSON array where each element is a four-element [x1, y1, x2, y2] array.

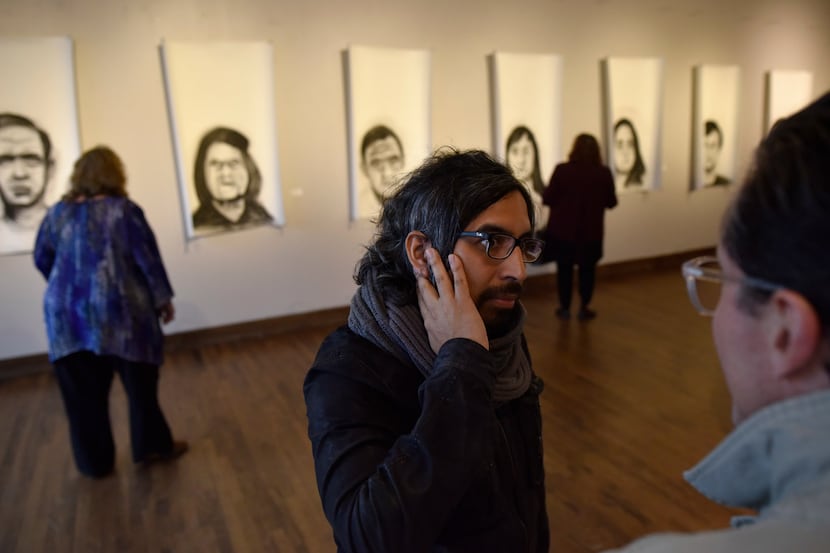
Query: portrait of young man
[[305, 149, 549, 552], [702, 120, 731, 187], [355, 124, 405, 219], [0, 112, 54, 255]]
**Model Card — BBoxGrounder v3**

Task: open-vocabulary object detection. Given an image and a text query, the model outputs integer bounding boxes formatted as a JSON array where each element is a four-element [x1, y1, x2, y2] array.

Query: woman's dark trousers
[[53, 351, 173, 477]]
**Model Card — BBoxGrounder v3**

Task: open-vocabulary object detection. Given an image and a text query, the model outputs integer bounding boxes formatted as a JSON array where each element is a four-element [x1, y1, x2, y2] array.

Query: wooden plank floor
[[0, 265, 744, 552]]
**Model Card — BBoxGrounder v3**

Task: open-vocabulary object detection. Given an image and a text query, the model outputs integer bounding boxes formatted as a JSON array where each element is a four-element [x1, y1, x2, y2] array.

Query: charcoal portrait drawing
[[702, 120, 730, 187], [0, 112, 54, 254], [612, 118, 645, 190], [358, 124, 405, 215], [505, 125, 546, 232], [191, 127, 273, 231]]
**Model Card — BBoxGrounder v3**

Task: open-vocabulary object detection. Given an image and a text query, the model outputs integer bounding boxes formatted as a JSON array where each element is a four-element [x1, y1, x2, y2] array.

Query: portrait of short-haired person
[[612, 118, 646, 190], [604, 92, 830, 552], [191, 126, 273, 231], [702, 119, 731, 187], [356, 124, 405, 218], [0, 112, 54, 254], [305, 149, 549, 551], [505, 125, 547, 232]]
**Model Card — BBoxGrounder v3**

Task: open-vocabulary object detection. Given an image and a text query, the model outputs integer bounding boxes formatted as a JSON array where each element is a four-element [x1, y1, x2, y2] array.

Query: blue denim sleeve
[[33, 210, 55, 279], [126, 202, 174, 309]]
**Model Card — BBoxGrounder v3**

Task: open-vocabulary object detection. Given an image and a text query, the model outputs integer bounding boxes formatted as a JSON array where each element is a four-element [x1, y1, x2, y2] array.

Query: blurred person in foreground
[[34, 146, 187, 478], [604, 91, 830, 552]]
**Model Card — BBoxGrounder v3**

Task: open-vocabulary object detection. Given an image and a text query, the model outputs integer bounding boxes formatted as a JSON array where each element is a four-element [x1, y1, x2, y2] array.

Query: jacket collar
[[684, 389, 830, 517]]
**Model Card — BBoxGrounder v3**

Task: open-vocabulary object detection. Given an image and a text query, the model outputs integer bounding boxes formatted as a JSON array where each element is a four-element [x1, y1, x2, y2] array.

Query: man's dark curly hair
[[354, 148, 534, 306]]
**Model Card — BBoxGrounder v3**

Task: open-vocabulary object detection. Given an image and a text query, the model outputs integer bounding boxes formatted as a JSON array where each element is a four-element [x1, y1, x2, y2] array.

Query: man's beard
[[479, 281, 523, 338]]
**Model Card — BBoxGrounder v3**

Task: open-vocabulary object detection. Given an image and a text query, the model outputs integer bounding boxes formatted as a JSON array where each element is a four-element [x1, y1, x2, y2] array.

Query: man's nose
[[380, 163, 395, 177], [12, 158, 30, 177], [502, 245, 527, 281]]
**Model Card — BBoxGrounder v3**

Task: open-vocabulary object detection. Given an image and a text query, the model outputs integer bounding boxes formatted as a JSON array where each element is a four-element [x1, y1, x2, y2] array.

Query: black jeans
[[53, 351, 174, 477], [554, 240, 602, 311]]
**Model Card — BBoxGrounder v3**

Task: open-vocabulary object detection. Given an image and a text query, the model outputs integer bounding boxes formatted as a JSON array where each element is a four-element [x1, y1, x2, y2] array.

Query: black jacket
[[303, 326, 549, 553]]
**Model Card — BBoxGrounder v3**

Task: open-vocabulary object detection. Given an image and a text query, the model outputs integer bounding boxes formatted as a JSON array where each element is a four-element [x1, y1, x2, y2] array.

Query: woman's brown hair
[[64, 146, 127, 200]]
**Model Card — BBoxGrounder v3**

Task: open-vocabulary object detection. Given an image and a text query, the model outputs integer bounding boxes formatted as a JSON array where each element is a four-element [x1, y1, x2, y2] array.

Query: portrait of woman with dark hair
[[612, 118, 646, 190], [505, 126, 544, 196], [505, 125, 546, 231], [192, 126, 273, 231]]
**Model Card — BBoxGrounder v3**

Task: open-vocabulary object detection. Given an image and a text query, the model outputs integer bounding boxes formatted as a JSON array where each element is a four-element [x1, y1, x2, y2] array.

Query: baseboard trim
[[163, 306, 350, 353], [0, 353, 52, 380], [523, 246, 714, 296], [0, 246, 714, 380]]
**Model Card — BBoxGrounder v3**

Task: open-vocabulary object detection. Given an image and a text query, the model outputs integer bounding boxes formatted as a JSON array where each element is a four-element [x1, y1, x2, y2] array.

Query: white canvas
[[346, 45, 431, 221], [0, 36, 80, 255], [161, 40, 285, 239], [765, 70, 813, 133], [692, 64, 740, 191], [602, 57, 664, 193], [491, 51, 563, 232]]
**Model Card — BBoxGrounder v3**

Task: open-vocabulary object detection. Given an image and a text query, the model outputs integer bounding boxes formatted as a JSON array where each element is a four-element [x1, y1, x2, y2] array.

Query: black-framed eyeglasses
[[458, 231, 545, 263], [681, 255, 782, 316]]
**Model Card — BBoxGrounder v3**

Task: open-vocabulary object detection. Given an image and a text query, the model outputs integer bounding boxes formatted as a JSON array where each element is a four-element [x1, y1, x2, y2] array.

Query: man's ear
[[767, 289, 822, 380], [405, 231, 430, 277]]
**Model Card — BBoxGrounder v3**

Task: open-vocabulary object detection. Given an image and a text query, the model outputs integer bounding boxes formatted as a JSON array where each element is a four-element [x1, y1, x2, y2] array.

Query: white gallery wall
[[1, 0, 829, 361]]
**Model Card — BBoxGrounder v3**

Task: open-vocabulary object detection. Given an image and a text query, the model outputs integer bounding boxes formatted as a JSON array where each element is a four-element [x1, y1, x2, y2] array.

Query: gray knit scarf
[[347, 282, 532, 403]]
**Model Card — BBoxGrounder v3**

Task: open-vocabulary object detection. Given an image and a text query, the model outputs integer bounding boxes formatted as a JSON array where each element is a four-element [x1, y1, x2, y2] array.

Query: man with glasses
[[606, 92, 830, 552], [0, 112, 54, 254], [304, 149, 549, 552]]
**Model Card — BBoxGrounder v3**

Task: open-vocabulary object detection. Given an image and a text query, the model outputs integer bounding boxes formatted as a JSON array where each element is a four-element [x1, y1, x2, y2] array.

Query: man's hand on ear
[[415, 247, 488, 353]]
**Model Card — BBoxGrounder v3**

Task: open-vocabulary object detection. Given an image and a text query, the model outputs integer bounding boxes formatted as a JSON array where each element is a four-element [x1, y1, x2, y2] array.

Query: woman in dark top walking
[[543, 134, 618, 320], [34, 146, 187, 477]]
